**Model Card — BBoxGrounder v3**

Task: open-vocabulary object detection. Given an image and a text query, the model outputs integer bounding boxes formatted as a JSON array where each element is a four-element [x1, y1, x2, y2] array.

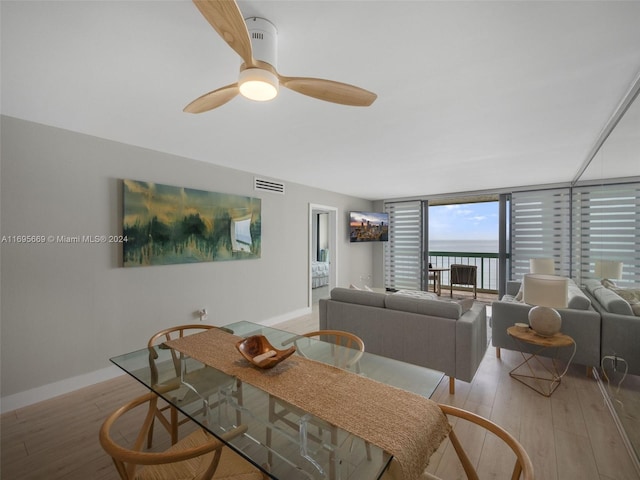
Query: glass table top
[[110, 321, 445, 480], [226, 322, 445, 398]]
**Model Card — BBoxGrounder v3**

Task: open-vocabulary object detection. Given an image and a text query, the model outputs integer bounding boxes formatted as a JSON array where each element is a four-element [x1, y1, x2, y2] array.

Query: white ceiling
[[2, 1, 640, 200]]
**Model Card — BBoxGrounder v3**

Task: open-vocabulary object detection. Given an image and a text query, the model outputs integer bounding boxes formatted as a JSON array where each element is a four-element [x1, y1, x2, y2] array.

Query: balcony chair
[[449, 264, 478, 299], [99, 391, 265, 480]]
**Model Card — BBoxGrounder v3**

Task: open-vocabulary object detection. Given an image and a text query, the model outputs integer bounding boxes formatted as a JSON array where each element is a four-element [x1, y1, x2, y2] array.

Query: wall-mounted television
[[349, 211, 389, 242]]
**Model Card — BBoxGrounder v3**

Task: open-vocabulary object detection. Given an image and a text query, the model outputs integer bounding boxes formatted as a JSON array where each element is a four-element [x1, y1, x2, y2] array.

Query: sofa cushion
[[330, 287, 387, 308], [587, 283, 634, 316], [392, 289, 438, 301], [385, 294, 461, 319], [567, 282, 591, 310]]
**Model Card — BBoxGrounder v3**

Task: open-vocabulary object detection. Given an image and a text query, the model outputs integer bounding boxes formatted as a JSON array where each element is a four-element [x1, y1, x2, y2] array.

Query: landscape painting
[[122, 180, 261, 267]]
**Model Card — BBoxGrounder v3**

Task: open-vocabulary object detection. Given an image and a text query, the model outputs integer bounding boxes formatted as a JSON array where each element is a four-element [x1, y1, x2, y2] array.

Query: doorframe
[[308, 203, 338, 308]]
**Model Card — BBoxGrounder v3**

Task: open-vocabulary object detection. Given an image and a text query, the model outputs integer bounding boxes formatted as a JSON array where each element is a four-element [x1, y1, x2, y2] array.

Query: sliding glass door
[[384, 198, 509, 294]]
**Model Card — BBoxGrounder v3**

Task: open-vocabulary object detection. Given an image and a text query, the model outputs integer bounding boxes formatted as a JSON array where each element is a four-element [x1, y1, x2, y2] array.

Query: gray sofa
[[582, 279, 640, 376], [319, 287, 487, 394], [491, 280, 601, 369]]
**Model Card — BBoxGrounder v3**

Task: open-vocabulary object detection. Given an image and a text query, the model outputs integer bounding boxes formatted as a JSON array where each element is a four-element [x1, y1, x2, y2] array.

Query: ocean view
[[428, 239, 499, 290], [429, 239, 498, 253]]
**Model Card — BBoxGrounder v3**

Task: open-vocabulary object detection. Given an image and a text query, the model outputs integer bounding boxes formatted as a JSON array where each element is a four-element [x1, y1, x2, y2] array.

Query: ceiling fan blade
[[183, 84, 239, 113], [192, 0, 254, 66], [279, 76, 377, 107]]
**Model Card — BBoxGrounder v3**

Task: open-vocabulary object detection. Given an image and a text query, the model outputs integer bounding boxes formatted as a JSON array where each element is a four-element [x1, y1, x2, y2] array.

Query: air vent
[[254, 177, 285, 195], [252, 32, 264, 40]]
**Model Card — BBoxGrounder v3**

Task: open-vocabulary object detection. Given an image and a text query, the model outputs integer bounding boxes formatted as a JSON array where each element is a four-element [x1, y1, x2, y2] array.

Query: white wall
[[0, 116, 374, 410], [371, 200, 386, 288]]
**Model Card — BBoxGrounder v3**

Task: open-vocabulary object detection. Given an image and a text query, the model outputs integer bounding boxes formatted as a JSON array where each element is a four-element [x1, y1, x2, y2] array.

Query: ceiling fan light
[[238, 68, 278, 101]]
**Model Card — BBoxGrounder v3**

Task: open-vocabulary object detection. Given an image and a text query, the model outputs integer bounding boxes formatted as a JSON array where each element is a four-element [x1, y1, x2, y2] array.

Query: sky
[[428, 201, 499, 241]]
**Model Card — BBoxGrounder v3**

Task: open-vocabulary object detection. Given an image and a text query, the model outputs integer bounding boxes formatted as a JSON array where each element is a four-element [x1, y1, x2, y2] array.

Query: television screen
[[349, 211, 389, 242]]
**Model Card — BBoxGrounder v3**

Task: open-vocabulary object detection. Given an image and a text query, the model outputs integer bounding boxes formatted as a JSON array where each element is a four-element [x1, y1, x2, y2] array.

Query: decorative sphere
[[528, 306, 562, 337]]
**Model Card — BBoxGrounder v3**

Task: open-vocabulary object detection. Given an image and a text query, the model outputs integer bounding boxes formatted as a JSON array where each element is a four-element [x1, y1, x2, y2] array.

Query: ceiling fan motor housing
[[245, 17, 278, 69]]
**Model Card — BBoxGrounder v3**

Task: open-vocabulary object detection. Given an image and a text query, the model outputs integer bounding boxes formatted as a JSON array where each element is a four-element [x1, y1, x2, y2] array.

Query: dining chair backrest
[[148, 324, 217, 380], [99, 391, 264, 480], [270, 329, 369, 472], [290, 330, 365, 371], [426, 404, 534, 480], [147, 324, 221, 448]]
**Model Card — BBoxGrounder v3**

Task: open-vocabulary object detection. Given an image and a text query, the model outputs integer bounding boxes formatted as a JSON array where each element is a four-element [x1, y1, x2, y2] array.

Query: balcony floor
[[432, 286, 498, 306]]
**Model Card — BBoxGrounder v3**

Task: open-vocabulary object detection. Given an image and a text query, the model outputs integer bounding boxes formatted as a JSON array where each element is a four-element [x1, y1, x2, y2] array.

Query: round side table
[[507, 326, 577, 397]]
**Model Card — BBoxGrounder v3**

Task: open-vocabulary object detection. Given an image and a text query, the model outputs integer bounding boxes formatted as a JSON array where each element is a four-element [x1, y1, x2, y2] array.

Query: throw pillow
[[454, 297, 474, 314], [515, 284, 524, 302], [601, 278, 618, 289], [609, 288, 640, 317]]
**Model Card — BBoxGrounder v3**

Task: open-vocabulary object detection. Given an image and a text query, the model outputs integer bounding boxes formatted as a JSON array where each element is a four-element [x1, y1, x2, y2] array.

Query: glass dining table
[[109, 321, 445, 480]]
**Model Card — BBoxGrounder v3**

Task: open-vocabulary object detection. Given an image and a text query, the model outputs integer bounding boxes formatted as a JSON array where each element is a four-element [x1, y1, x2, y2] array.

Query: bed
[[312, 261, 329, 288]]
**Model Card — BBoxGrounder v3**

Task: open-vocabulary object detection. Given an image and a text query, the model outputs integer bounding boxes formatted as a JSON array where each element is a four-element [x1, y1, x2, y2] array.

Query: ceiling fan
[[183, 0, 377, 113]]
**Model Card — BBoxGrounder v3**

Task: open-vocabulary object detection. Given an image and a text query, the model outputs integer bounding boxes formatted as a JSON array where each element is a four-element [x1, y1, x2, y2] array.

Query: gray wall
[[0, 116, 374, 409]]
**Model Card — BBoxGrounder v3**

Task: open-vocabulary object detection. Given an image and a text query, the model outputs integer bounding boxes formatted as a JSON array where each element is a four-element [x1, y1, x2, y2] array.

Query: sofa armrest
[[455, 302, 487, 383], [491, 300, 531, 349]]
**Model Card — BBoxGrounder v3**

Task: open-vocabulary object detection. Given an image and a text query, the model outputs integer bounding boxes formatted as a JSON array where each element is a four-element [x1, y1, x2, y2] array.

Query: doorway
[[309, 204, 338, 307]]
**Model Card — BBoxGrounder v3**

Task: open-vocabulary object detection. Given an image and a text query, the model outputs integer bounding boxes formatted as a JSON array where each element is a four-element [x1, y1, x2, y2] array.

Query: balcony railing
[[428, 251, 500, 293]]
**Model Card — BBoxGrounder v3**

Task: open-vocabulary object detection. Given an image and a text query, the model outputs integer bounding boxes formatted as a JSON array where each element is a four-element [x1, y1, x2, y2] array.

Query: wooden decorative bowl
[[235, 335, 296, 369]]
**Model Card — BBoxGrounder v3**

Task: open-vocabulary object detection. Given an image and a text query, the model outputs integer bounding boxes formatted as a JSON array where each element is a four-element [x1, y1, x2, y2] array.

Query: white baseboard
[[259, 307, 312, 327], [0, 308, 312, 414], [1, 365, 124, 414]]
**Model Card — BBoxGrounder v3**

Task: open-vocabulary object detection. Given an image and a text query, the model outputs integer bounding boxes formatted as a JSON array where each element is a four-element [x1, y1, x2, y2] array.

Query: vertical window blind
[[384, 201, 423, 290], [510, 188, 572, 280], [572, 182, 640, 286]]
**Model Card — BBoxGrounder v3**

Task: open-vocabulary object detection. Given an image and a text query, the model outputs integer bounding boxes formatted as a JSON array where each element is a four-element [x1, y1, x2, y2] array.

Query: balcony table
[[109, 321, 446, 480], [427, 267, 449, 295]]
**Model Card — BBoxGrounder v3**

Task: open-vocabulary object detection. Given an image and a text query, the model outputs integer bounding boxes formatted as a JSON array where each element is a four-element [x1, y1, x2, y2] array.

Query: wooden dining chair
[[268, 330, 368, 476], [382, 404, 534, 480], [284, 329, 365, 373], [147, 324, 235, 447], [99, 391, 266, 480]]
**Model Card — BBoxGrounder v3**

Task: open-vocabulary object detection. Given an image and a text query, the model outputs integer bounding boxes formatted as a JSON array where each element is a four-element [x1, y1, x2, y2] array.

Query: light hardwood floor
[[2, 307, 638, 479]]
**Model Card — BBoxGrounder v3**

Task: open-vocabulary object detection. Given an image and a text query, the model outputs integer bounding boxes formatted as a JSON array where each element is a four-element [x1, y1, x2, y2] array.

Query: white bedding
[[312, 261, 329, 288]]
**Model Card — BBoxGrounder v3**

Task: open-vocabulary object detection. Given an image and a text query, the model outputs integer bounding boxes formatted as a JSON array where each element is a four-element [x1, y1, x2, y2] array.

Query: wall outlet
[[196, 308, 208, 321]]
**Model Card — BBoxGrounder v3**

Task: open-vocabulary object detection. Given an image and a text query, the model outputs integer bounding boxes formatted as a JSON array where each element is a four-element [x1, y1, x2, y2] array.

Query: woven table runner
[[166, 328, 450, 480]]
